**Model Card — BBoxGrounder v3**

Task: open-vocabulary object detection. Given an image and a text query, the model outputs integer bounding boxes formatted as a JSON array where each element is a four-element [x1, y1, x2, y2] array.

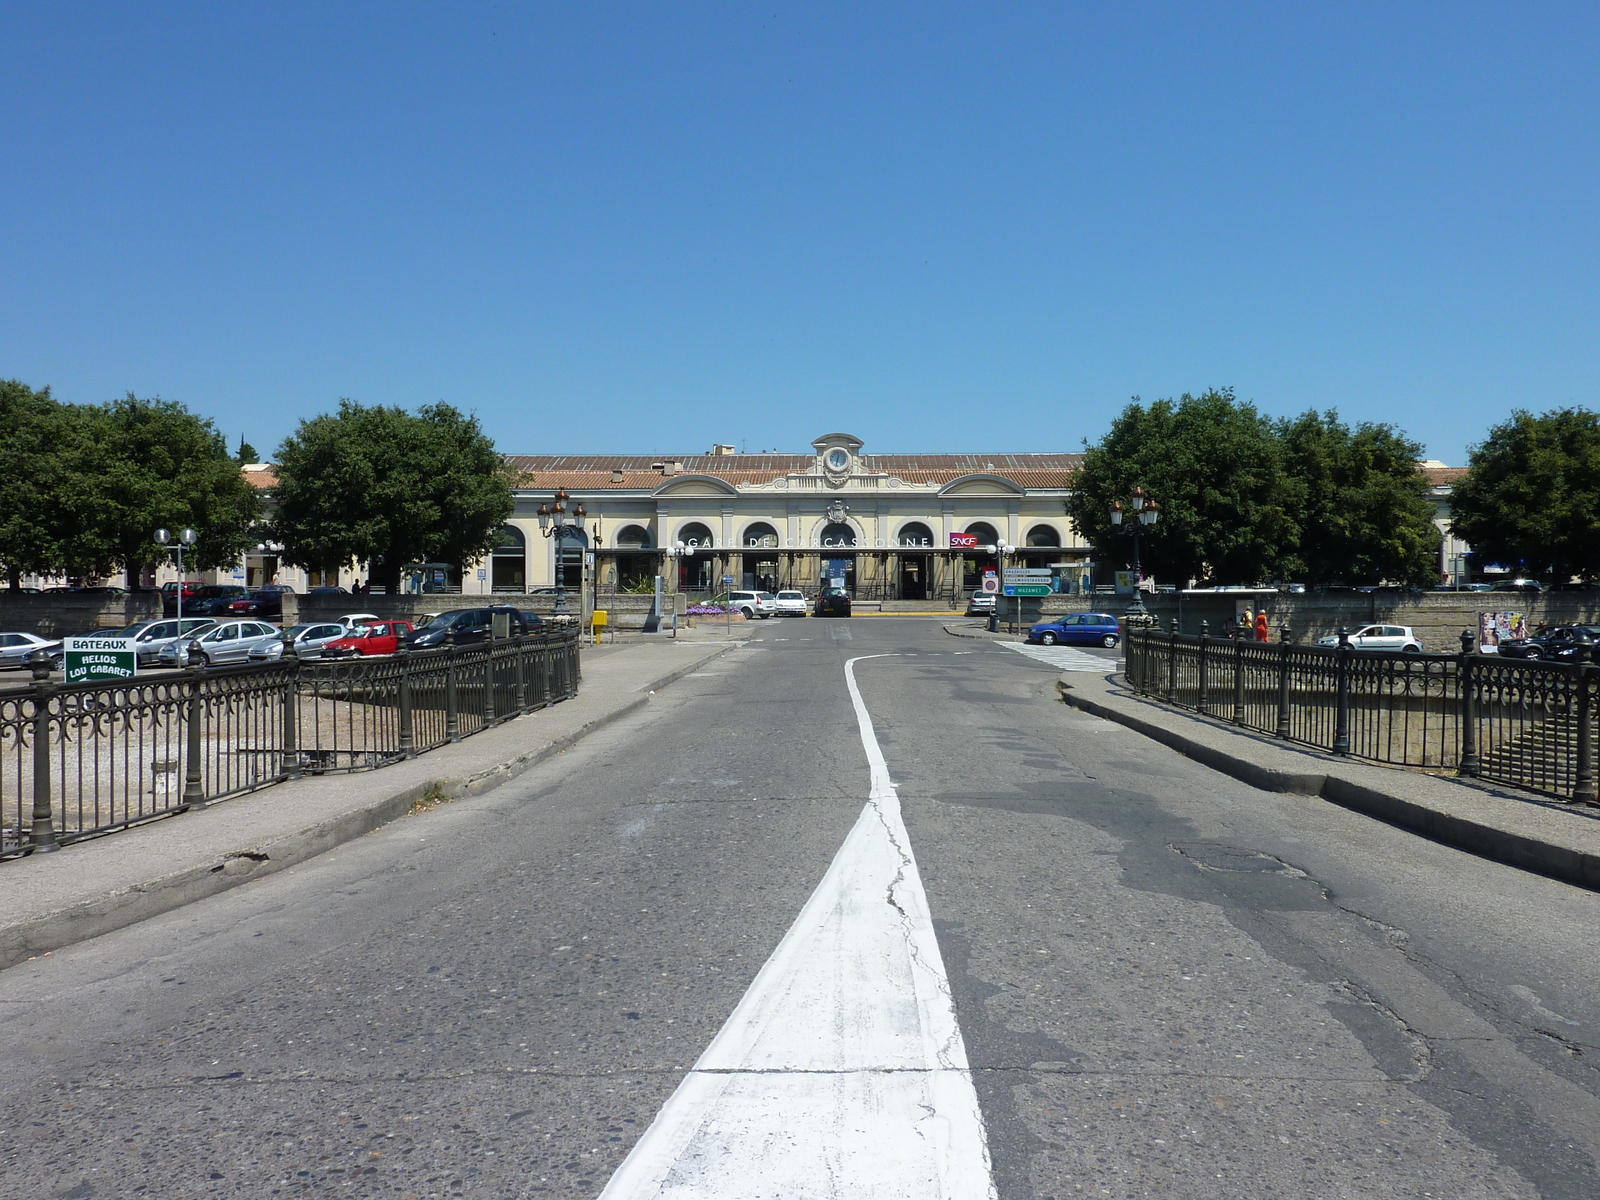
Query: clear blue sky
[[4, 2, 1596, 464]]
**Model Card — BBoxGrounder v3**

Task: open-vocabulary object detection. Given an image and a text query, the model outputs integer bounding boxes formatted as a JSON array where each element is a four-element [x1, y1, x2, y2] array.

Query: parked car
[[156, 620, 283, 666], [408, 606, 530, 649], [1027, 612, 1122, 648], [1315, 625, 1424, 653], [1496, 626, 1600, 661], [306, 585, 348, 596], [336, 612, 383, 630], [714, 591, 773, 619], [1491, 578, 1544, 593], [116, 617, 219, 666], [518, 610, 545, 631], [160, 581, 201, 615], [248, 622, 351, 661], [770, 590, 809, 617], [184, 584, 251, 615], [319, 620, 415, 659], [815, 588, 852, 618], [227, 584, 294, 619], [966, 592, 996, 616], [0, 631, 62, 669]]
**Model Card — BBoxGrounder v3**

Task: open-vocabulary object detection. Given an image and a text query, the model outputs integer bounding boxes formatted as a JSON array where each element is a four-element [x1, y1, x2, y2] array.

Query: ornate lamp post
[[1110, 488, 1159, 627], [154, 527, 197, 623], [536, 490, 586, 617]]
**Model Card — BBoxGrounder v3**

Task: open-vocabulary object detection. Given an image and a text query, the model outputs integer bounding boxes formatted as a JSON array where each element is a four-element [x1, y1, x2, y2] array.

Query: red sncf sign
[[949, 532, 980, 548]]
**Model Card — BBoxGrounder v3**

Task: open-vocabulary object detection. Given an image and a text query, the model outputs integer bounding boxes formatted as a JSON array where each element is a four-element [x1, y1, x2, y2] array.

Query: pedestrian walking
[[1255, 610, 1270, 642], [1238, 606, 1253, 640]]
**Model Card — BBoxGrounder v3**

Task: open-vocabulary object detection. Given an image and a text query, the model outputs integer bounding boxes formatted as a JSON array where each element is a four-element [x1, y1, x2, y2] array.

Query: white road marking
[[599, 654, 995, 1200], [1003, 641, 1120, 672]]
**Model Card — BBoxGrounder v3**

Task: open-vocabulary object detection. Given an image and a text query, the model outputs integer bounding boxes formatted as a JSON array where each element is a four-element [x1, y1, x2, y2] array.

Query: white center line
[[599, 653, 995, 1199]]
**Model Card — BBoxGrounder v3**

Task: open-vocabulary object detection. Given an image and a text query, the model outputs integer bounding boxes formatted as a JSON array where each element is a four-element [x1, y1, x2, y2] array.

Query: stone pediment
[[939, 473, 1025, 496], [653, 475, 740, 497]]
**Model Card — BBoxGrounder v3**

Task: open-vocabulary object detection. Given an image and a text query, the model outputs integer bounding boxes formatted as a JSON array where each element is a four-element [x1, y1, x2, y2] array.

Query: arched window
[[819, 522, 857, 548], [743, 522, 780, 548], [615, 524, 653, 549], [1026, 524, 1061, 548], [491, 525, 526, 592], [896, 521, 934, 548], [965, 522, 1000, 548], [676, 522, 715, 550], [555, 526, 587, 589]]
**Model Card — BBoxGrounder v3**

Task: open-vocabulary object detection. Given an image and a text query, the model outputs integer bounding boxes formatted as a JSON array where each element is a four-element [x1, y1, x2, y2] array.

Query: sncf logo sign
[[949, 532, 980, 548]]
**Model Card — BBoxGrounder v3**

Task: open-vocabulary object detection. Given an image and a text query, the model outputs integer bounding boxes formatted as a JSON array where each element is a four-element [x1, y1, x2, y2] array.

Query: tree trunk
[[373, 557, 404, 595]]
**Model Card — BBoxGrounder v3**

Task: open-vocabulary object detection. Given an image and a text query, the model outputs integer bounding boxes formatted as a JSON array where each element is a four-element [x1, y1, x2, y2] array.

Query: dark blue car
[[1027, 612, 1121, 647]]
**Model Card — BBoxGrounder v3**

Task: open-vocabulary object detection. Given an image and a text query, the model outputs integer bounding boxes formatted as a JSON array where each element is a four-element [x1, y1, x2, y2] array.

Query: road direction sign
[[1005, 568, 1054, 578], [63, 637, 136, 684], [1002, 584, 1053, 597]]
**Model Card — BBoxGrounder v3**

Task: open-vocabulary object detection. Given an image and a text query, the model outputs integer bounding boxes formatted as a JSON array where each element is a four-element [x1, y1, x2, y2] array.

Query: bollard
[[28, 673, 60, 853], [1457, 630, 1479, 777], [281, 637, 301, 781], [515, 632, 529, 715], [1575, 642, 1597, 805], [445, 630, 460, 743], [1167, 618, 1178, 701], [1197, 621, 1209, 714], [1232, 635, 1246, 726], [397, 634, 414, 759], [1333, 626, 1352, 756]]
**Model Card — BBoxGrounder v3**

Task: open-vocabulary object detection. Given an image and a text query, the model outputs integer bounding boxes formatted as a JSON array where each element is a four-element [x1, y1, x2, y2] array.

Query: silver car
[[116, 618, 219, 666], [158, 620, 283, 667], [1315, 624, 1424, 653], [248, 622, 349, 661], [0, 631, 62, 668]]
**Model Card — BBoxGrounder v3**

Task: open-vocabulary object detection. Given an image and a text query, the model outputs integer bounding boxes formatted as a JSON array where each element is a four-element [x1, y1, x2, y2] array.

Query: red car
[[319, 620, 414, 659]]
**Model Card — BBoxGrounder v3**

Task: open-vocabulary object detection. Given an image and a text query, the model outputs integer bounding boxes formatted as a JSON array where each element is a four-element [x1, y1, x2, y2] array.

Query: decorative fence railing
[[1124, 625, 1600, 807], [0, 628, 582, 859]]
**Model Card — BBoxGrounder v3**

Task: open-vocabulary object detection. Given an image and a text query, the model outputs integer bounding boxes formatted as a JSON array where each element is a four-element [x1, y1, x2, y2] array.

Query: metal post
[[1458, 630, 1479, 777], [281, 642, 301, 781], [28, 676, 59, 852], [1276, 631, 1292, 740], [1197, 621, 1209, 714], [182, 649, 207, 809], [445, 630, 460, 743], [484, 639, 498, 726], [1232, 635, 1246, 725], [397, 638, 414, 759], [1167, 618, 1178, 701], [1333, 626, 1352, 756], [516, 632, 529, 715], [1574, 645, 1596, 805]]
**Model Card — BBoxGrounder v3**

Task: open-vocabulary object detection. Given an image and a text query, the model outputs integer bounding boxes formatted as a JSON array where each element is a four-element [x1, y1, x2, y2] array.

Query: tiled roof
[[1421, 465, 1468, 486]]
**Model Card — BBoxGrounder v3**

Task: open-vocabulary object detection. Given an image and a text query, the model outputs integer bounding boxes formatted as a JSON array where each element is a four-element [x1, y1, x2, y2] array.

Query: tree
[[79, 395, 263, 588], [236, 437, 260, 465], [1277, 411, 1441, 587], [270, 400, 514, 593], [0, 380, 81, 587], [1449, 408, 1600, 582], [1066, 389, 1297, 585]]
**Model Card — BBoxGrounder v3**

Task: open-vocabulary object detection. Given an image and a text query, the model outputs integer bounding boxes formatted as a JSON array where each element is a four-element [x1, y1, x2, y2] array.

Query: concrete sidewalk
[[0, 629, 748, 970], [1057, 670, 1600, 892]]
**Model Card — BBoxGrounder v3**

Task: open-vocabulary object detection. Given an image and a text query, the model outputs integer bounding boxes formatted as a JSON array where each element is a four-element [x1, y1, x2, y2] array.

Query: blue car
[[1027, 612, 1122, 647]]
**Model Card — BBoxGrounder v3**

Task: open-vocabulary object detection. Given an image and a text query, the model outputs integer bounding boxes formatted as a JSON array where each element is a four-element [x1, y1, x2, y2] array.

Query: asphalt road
[[1, 618, 1597, 1198]]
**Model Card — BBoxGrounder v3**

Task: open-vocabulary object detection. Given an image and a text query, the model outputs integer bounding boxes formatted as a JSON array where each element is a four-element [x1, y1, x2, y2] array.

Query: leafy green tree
[[79, 395, 263, 589], [0, 380, 80, 587], [1277, 411, 1441, 587], [270, 400, 514, 593], [236, 437, 260, 465], [1066, 389, 1296, 586], [1449, 408, 1600, 582]]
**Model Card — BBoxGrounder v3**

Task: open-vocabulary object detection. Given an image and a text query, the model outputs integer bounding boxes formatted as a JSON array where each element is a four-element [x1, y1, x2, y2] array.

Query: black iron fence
[[1124, 625, 1600, 806], [0, 628, 582, 859]]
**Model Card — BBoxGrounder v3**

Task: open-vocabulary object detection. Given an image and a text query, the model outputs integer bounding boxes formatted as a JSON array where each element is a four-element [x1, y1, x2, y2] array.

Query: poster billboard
[[1477, 611, 1526, 653]]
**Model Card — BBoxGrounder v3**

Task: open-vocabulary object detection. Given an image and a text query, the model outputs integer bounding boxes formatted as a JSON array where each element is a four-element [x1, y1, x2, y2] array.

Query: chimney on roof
[[710, 444, 736, 456], [670, 461, 683, 475], [611, 469, 624, 484]]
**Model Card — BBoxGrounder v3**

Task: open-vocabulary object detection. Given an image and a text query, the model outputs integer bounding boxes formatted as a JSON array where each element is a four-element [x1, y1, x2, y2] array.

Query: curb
[[1055, 677, 1600, 894], [0, 642, 738, 970], [941, 623, 1026, 642]]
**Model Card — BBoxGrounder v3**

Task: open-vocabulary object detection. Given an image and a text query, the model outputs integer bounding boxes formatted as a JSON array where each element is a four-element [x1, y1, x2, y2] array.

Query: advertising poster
[[63, 636, 137, 684], [1477, 611, 1526, 652]]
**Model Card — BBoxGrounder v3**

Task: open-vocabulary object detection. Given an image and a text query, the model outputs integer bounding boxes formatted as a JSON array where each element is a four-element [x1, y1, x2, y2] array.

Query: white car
[[337, 612, 383, 630], [117, 617, 219, 666], [966, 592, 997, 616], [0, 631, 61, 668], [248, 622, 350, 661], [720, 591, 773, 619], [157, 620, 284, 667], [1315, 624, 1424, 653], [770, 590, 809, 617]]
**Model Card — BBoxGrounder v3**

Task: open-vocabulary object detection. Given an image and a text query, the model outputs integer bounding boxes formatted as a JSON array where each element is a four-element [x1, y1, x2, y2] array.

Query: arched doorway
[[743, 522, 780, 591], [895, 522, 934, 599], [676, 522, 716, 593], [491, 525, 526, 592], [818, 522, 858, 594], [613, 524, 654, 592], [959, 522, 1001, 594], [555, 527, 587, 590]]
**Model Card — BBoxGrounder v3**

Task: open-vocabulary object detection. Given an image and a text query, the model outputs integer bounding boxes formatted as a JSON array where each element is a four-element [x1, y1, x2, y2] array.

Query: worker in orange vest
[[1255, 610, 1270, 642]]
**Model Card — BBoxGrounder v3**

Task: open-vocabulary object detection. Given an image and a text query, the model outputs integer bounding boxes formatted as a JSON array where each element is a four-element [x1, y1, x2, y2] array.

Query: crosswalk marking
[[1003, 641, 1119, 672], [600, 653, 995, 1199]]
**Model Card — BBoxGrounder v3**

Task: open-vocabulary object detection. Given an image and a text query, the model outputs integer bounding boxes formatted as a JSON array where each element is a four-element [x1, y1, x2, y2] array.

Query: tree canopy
[[1449, 408, 1600, 582], [270, 400, 514, 593], [1067, 390, 1440, 587], [0, 384, 259, 589]]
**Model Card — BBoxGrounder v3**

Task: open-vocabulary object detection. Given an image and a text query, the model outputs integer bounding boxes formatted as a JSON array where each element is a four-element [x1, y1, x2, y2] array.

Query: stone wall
[[0, 592, 162, 636]]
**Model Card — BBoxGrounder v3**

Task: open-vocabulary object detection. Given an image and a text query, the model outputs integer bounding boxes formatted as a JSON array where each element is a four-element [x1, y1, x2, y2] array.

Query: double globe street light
[[535, 490, 586, 617], [1109, 488, 1160, 626], [154, 527, 197, 623]]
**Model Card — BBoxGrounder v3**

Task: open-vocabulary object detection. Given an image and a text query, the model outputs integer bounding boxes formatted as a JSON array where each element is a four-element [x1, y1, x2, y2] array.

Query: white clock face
[[826, 448, 849, 471]]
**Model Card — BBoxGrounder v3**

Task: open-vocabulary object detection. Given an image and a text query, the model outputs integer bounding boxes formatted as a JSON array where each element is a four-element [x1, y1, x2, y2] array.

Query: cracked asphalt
[[1, 618, 1597, 1198]]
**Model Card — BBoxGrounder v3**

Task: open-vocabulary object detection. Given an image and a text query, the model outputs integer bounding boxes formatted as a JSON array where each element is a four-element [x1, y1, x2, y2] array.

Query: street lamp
[[536, 490, 586, 617], [154, 527, 197, 623], [998, 542, 1019, 633], [1109, 488, 1159, 626]]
